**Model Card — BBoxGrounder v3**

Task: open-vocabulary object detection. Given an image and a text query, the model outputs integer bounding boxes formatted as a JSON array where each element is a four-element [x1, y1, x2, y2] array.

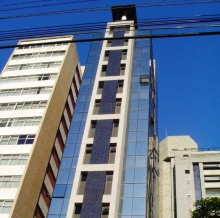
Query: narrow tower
[[48, 5, 159, 218]]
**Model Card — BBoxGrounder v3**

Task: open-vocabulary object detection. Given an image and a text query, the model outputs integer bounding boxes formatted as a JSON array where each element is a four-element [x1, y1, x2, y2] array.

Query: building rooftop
[[111, 4, 137, 28]]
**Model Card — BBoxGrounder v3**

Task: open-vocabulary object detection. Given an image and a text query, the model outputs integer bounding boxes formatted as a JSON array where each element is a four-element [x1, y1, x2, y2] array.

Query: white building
[[159, 136, 220, 218], [0, 36, 82, 218]]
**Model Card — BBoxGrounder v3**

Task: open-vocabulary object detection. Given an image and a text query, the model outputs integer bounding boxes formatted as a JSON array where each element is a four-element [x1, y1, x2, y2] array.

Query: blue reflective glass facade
[[48, 14, 158, 218], [119, 31, 158, 218], [48, 35, 103, 217]]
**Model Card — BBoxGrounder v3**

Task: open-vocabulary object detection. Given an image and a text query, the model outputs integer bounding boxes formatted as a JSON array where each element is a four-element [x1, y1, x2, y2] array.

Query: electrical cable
[[0, 23, 219, 43], [0, 0, 98, 12], [0, 0, 57, 7], [0, 14, 219, 42], [0, 30, 219, 49], [1, 0, 219, 8], [1, 14, 219, 34], [1, 0, 220, 19]]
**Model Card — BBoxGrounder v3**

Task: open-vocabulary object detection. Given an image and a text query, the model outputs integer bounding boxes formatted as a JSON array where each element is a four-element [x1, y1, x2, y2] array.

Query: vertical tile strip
[[99, 81, 118, 114], [81, 171, 106, 218], [112, 26, 126, 46], [106, 50, 122, 76], [90, 119, 113, 164]]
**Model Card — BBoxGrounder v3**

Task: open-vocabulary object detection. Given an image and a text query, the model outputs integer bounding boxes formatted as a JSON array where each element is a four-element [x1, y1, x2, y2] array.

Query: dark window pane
[[17, 139, 25, 145], [25, 139, 34, 144]]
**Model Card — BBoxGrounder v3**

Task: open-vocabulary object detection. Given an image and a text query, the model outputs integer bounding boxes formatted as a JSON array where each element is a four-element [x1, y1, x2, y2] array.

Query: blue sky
[[0, 0, 220, 149]]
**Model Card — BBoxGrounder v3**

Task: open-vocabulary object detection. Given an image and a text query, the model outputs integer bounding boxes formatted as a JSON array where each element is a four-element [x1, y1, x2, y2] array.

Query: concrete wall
[[159, 136, 220, 218], [159, 136, 197, 218]]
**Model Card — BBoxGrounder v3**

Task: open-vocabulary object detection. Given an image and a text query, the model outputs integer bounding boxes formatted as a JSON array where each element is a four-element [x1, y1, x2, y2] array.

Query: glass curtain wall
[[119, 31, 152, 218], [47, 35, 103, 218]]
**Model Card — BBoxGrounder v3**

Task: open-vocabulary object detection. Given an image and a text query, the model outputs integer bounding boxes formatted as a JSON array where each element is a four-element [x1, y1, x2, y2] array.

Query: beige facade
[[0, 36, 82, 218], [159, 136, 220, 218]]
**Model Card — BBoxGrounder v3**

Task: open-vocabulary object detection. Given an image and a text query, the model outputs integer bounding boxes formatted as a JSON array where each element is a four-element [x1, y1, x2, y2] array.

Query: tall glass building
[[48, 5, 159, 218]]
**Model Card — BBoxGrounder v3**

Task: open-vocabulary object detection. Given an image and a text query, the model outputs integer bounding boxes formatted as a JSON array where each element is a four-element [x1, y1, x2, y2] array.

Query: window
[[125, 25, 130, 32], [104, 51, 110, 61], [112, 120, 119, 137], [120, 64, 126, 75], [106, 40, 112, 47], [97, 81, 104, 95], [88, 121, 96, 138], [0, 200, 13, 214], [77, 172, 113, 195], [0, 101, 47, 111], [17, 43, 68, 50], [115, 99, 122, 114], [48, 62, 61, 68], [92, 99, 121, 115], [108, 144, 116, 163], [0, 73, 57, 83], [124, 39, 129, 46], [73, 203, 109, 217], [11, 51, 65, 60], [0, 135, 35, 145], [0, 117, 41, 127], [206, 188, 220, 197], [106, 39, 128, 47], [203, 163, 220, 170], [77, 173, 87, 195], [0, 154, 28, 165], [100, 64, 125, 77], [122, 50, 127, 60], [140, 75, 149, 83], [83, 144, 93, 164], [109, 26, 114, 34], [104, 173, 113, 194], [204, 176, 220, 182], [185, 170, 190, 174], [101, 204, 110, 218], [0, 87, 52, 97], [0, 176, 21, 188], [74, 204, 82, 218], [83, 143, 116, 164], [117, 80, 124, 93], [93, 100, 101, 115], [5, 62, 61, 71], [101, 65, 107, 77]]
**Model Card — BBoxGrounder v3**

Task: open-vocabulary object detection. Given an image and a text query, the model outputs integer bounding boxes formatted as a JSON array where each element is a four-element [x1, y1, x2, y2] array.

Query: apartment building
[[0, 36, 82, 218], [159, 136, 220, 218]]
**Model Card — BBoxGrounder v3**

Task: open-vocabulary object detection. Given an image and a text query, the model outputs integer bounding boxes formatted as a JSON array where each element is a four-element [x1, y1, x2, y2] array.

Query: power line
[[1, 0, 220, 20], [0, 0, 56, 7], [0, 14, 219, 42], [0, 0, 98, 12], [1, 22, 219, 42], [1, 14, 219, 34], [0, 30, 219, 49]]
